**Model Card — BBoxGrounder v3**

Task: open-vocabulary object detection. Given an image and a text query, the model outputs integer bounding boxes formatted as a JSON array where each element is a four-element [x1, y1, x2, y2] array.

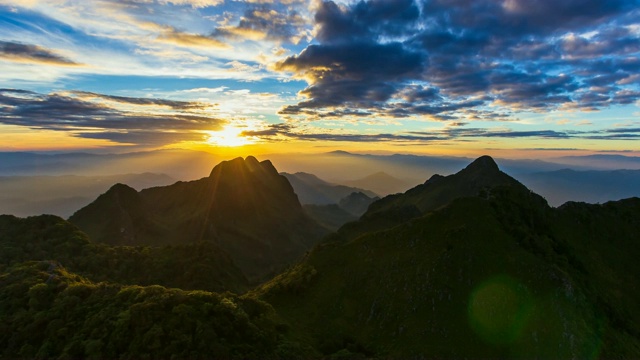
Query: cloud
[[239, 119, 640, 145], [0, 41, 81, 66], [159, 0, 224, 8], [274, 0, 640, 120], [0, 89, 226, 146], [212, 3, 310, 43], [68, 91, 210, 110], [242, 123, 444, 142], [276, 41, 425, 116], [142, 22, 229, 48]]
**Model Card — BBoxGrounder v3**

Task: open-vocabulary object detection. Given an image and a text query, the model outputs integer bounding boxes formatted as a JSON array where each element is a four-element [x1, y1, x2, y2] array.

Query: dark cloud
[[243, 121, 640, 145], [75, 131, 204, 146], [213, 4, 308, 43], [0, 89, 225, 146], [242, 123, 444, 142], [274, 0, 640, 119], [276, 41, 426, 116], [70, 91, 208, 110], [314, 0, 419, 43], [0, 41, 81, 66]]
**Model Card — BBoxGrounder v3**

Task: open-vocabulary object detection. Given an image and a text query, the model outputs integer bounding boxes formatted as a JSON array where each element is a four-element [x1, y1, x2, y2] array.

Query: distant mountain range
[[69, 156, 328, 282], [0, 173, 175, 218], [282, 172, 380, 230], [551, 154, 640, 170], [1, 149, 639, 215], [339, 171, 416, 196], [281, 172, 377, 204], [1, 155, 639, 358], [516, 169, 640, 206], [0, 149, 217, 179], [303, 191, 380, 231]]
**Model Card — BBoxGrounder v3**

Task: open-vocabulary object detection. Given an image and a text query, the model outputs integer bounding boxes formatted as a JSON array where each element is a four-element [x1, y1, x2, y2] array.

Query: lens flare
[[468, 275, 533, 345]]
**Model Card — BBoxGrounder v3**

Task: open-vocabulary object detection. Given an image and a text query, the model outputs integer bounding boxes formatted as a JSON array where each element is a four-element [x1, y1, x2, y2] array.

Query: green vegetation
[[0, 261, 312, 358], [0, 215, 248, 293]]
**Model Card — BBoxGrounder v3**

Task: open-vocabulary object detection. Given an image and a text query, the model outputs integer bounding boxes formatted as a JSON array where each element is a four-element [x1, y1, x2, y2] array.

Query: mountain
[[0, 173, 175, 218], [281, 172, 377, 205], [340, 171, 415, 196], [516, 169, 640, 206], [338, 191, 379, 217], [255, 156, 640, 358], [337, 155, 524, 239], [69, 156, 328, 282], [303, 204, 358, 232], [303, 192, 379, 232]]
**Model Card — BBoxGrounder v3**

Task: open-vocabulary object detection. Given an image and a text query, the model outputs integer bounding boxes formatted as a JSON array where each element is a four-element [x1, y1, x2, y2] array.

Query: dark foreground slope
[[255, 156, 640, 358], [0, 261, 312, 359], [69, 156, 328, 282], [0, 215, 248, 293]]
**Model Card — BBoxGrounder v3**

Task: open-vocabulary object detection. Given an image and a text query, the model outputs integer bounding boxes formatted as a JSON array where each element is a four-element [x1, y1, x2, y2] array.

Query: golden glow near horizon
[[1, 1, 639, 158], [205, 126, 255, 147]]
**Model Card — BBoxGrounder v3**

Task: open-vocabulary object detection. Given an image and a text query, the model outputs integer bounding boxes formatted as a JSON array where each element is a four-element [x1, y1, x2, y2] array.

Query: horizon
[[1, 0, 639, 158]]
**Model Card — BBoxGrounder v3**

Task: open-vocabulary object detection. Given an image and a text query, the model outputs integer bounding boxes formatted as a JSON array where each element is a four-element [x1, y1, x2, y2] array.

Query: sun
[[206, 126, 254, 147]]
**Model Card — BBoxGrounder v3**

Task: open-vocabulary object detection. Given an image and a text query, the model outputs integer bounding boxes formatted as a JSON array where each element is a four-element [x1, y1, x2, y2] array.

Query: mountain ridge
[[256, 155, 640, 358], [69, 156, 328, 282]]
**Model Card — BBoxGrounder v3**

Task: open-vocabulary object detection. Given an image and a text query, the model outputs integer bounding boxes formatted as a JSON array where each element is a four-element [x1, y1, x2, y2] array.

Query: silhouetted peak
[[259, 159, 279, 176], [328, 150, 352, 155], [245, 155, 261, 171], [424, 174, 445, 185], [209, 156, 278, 178], [462, 155, 500, 174], [341, 191, 371, 201], [106, 183, 137, 196]]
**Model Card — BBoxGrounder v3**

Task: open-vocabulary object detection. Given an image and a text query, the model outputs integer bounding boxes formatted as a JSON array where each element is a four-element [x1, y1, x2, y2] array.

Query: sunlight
[[206, 126, 254, 147]]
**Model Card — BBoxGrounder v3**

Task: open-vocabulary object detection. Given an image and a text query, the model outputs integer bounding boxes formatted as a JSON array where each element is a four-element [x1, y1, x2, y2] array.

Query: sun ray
[[206, 126, 254, 147]]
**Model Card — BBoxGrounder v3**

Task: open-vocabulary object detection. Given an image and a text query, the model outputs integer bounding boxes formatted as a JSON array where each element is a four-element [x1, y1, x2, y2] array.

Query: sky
[[0, 0, 639, 158]]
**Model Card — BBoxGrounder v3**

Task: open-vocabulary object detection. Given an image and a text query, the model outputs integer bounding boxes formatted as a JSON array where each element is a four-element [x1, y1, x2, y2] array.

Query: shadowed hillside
[[69, 156, 328, 282], [255, 156, 640, 358], [0, 215, 248, 293]]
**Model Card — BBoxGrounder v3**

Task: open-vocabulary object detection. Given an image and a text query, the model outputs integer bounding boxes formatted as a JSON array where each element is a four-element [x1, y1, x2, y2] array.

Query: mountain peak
[[463, 155, 500, 173], [209, 156, 268, 177]]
